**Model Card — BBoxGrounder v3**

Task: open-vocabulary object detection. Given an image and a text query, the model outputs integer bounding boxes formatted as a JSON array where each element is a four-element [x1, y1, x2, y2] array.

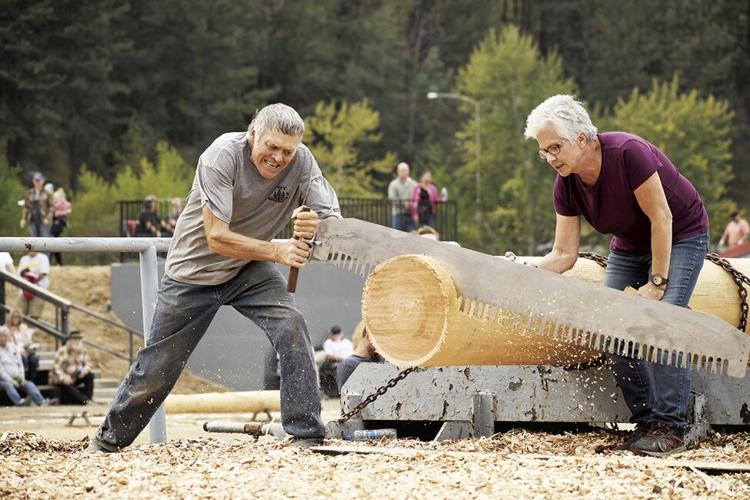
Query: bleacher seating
[[0, 347, 116, 406]]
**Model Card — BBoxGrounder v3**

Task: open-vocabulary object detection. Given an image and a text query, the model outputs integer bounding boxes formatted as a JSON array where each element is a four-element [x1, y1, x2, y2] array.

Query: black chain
[[578, 251, 750, 331], [705, 253, 750, 331], [337, 366, 418, 424], [578, 251, 608, 268]]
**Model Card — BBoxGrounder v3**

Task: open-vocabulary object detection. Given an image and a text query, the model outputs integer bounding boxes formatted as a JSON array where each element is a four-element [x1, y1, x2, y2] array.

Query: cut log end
[[363, 255, 454, 366]]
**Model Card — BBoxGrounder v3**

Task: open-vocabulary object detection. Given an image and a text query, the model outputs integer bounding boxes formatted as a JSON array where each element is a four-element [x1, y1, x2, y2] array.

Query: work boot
[[631, 422, 686, 457], [613, 422, 651, 451], [86, 435, 120, 453]]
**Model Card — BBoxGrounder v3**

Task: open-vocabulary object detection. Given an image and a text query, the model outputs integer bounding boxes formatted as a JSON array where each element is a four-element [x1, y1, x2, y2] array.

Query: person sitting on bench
[[51, 331, 94, 405]]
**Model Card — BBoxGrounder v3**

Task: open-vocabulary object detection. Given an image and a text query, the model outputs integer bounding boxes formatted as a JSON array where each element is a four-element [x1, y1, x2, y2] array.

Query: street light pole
[[426, 92, 482, 241]]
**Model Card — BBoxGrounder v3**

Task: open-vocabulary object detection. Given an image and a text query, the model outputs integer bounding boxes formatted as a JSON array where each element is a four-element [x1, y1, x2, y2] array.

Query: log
[[164, 390, 280, 414], [527, 256, 750, 333], [362, 255, 750, 367]]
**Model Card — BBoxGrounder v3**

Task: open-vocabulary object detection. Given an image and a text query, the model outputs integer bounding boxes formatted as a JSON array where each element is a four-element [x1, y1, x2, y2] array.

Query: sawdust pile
[[1, 431, 748, 498], [377, 428, 750, 463]]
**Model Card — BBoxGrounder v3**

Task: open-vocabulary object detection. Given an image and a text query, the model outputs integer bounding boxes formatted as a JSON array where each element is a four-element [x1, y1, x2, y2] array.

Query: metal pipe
[[0, 268, 72, 307], [139, 245, 167, 443], [60, 305, 70, 338], [0, 237, 171, 253], [203, 421, 287, 438]]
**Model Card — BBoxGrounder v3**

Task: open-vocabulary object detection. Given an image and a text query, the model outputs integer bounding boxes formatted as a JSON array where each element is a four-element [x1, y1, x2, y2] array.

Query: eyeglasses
[[538, 142, 565, 161]]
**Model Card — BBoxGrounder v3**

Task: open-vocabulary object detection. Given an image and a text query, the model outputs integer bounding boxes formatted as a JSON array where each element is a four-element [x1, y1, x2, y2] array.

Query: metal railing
[[0, 237, 170, 443], [118, 197, 459, 241], [0, 269, 141, 362]]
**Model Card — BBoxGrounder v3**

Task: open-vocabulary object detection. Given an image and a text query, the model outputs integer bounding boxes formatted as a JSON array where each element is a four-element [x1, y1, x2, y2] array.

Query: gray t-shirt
[[387, 177, 417, 216], [166, 132, 341, 285]]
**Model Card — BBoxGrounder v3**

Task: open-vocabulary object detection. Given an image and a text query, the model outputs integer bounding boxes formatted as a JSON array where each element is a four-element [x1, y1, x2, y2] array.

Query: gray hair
[[248, 103, 305, 139], [524, 95, 597, 143]]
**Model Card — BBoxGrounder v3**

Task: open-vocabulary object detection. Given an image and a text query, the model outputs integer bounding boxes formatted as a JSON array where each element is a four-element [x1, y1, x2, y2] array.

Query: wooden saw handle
[[287, 207, 312, 293]]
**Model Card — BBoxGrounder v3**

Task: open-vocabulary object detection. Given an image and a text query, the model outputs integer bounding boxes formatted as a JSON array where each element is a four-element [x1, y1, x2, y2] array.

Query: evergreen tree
[[610, 77, 735, 239], [305, 101, 395, 198], [0, 155, 25, 237], [456, 26, 576, 254]]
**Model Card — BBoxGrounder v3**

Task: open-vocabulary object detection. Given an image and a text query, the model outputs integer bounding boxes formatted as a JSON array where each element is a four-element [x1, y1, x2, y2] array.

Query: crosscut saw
[[310, 218, 750, 378]]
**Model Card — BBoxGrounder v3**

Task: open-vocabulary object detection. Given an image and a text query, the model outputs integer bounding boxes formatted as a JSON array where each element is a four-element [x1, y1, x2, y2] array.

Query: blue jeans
[[391, 213, 414, 232], [97, 261, 324, 448], [604, 231, 708, 431], [29, 220, 51, 238], [0, 379, 45, 405]]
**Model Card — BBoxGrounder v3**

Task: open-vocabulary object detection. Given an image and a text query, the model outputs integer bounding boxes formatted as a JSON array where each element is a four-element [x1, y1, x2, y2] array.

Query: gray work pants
[[97, 261, 324, 448]]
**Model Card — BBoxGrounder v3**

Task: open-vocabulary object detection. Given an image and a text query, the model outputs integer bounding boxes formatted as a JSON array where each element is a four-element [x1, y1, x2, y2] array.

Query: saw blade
[[311, 218, 750, 378]]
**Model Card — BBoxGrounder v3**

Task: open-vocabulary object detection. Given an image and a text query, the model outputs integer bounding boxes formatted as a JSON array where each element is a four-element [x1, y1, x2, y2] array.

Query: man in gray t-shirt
[[387, 162, 417, 232], [90, 104, 341, 452]]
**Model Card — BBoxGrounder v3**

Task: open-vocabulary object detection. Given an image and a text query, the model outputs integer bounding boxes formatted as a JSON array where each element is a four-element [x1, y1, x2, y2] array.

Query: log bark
[[363, 255, 750, 367]]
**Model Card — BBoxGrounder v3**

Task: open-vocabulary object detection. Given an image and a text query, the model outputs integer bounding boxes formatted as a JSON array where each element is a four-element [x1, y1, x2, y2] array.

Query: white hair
[[524, 95, 598, 143], [248, 103, 305, 139]]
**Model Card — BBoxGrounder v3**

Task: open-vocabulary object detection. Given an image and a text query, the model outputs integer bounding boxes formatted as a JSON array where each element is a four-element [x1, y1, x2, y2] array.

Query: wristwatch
[[650, 273, 669, 288]]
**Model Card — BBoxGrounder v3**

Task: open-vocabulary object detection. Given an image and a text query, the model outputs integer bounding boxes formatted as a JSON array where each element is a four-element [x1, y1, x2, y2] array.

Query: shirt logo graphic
[[267, 185, 290, 203]]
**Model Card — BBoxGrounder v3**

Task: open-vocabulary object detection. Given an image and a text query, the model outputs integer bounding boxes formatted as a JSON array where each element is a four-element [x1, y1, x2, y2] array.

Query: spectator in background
[[319, 325, 353, 397], [0, 327, 45, 406], [136, 196, 169, 237], [411, 171, 445, 228], [162, 198, 183, 237], [17, 250, 50, 319], [20, 172, 53, 238], [51, 331, 94, 405], [387, 162, 417, 232], [416, 225, 440, 241], [136, 196, 160, 237], [50, 188, 72, 266], [336, 322, 382, 391], [0, 252, 15, 325], [323, 325, 354, 362], [5, 308, 39, 383], [718, 211, 750, 250]]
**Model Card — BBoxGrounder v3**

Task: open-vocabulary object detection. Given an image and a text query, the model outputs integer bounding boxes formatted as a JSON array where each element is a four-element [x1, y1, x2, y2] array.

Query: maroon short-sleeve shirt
[[553, 132, 709, 255]]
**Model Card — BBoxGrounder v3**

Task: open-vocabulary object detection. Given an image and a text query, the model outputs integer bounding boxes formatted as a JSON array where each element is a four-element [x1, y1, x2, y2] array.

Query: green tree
[[455, 26, 576, 254], [69, 142, 193, 239], [0, 0, 128, 187], [305, 101, 395, 198], [0, 155, 25, 237], [610, 77, 735, 240]]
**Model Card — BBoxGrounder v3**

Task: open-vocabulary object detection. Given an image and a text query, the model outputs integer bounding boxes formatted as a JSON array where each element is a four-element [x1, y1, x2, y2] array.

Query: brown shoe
[[631, 422, 686, 457]]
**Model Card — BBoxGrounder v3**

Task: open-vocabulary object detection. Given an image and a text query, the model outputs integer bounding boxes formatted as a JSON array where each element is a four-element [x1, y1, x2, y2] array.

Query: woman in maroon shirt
[[523, 95, 709, 457]]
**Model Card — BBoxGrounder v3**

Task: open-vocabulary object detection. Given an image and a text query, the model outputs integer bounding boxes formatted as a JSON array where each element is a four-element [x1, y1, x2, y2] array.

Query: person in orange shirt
[[718, 211, 750, 250]]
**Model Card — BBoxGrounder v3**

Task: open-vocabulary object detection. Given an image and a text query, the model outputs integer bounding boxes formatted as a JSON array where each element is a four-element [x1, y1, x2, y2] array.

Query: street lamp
[[426, 92, 482, 241]]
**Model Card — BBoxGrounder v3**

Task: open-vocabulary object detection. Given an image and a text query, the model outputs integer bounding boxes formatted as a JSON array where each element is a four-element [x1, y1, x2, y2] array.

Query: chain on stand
[[337, 366, 418, 424], [336, 253, 749, 424], [578, 251, 608, 269], [705, 253, 750, 331], [579, 251, 750, 331]]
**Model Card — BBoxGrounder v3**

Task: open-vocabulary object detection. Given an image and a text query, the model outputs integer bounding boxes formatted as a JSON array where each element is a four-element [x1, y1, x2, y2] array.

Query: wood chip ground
[[1, 429, 748, 498]]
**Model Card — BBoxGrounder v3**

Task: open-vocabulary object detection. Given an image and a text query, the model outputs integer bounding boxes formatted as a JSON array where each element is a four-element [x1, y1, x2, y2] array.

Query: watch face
[[652, 274, 665, 286]]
